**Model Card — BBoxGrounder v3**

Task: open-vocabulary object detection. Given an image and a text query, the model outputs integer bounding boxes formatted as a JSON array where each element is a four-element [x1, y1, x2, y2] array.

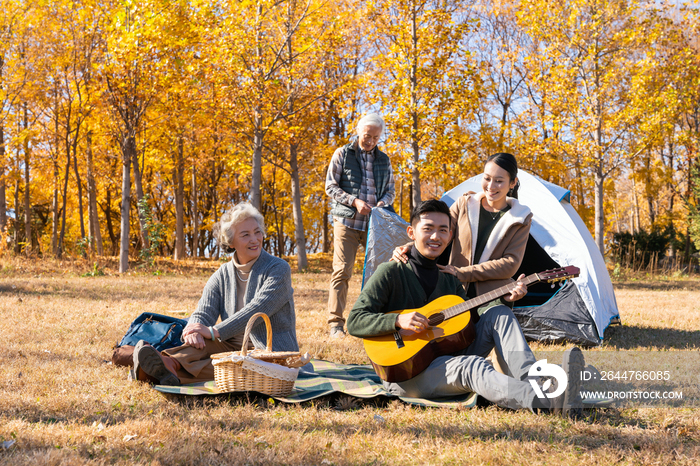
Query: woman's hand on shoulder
[[391, 245, 410, 264], [437, 264, 458, 276]]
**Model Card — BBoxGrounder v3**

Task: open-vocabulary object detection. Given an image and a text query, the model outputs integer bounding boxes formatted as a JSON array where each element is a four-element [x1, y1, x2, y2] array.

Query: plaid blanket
[[153, 359, 478, 408]]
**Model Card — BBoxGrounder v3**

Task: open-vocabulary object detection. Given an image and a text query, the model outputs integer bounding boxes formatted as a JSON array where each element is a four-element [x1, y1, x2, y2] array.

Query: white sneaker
[[330, 326, 346, 339]]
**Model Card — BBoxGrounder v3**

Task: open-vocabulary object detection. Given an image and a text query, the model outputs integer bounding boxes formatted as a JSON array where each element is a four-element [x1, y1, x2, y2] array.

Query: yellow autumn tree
[[368, 0, 477, 207], [99, 0, 173, 271], [0, 0, 30, 240], [517, 0, 676, 254]]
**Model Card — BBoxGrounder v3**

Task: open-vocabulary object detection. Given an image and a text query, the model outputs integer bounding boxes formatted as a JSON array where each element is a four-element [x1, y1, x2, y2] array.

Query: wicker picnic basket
[[210, 312, 307, 396]]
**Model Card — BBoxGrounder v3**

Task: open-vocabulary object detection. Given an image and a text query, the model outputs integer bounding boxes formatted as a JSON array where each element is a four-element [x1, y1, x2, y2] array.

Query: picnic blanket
[[153, 359, 613, 409], [154, 359, 479, 408]]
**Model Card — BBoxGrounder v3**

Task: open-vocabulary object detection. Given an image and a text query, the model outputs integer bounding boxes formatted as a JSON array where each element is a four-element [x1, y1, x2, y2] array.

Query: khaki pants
[[327, 221, 367, 327], [163, 339, 242, 385]]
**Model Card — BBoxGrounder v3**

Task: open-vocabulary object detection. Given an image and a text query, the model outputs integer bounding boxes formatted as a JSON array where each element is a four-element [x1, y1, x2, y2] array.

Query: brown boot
[[135, 366, 159, 384], [132, 341, 180, 386], [161, 354, 181, 375]]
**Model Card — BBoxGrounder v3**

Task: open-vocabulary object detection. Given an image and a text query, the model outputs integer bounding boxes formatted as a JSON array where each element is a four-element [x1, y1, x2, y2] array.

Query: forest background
[[1, 0, 700, 272]]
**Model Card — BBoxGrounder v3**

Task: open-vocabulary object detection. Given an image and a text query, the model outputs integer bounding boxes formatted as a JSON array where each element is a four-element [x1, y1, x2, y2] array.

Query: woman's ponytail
[[508, 178, 520, 199]]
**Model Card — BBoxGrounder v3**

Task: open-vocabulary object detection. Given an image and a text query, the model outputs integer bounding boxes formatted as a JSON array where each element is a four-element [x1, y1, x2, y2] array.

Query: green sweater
[[347, 261, 468, 338]]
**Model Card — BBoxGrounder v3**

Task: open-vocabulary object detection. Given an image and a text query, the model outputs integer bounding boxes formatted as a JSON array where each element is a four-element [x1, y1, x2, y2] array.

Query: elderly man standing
[[325, 113, 395, 338]]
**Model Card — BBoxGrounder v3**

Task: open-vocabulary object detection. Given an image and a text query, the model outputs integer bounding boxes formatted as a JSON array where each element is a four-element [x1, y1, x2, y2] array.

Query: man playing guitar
[[347, 199, 583, 416]]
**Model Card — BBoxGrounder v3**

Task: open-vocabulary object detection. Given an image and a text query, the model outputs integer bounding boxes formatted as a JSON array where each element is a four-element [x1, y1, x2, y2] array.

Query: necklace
[[235, 267, 250, 282], [482, 198, 506, 221], [485, 208, 501, 221]]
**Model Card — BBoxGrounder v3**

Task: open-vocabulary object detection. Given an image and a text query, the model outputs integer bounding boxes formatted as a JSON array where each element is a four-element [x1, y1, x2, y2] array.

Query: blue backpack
[[119, 312, 188, 351]]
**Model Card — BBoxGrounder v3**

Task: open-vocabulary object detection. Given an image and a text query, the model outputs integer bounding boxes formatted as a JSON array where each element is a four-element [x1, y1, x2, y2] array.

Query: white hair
[[213, 202, 265, 252], [356, 113, 385, 133]]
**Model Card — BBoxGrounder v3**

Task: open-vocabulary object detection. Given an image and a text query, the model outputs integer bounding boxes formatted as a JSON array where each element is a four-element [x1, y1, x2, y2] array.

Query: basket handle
[[240, 312, 273, 357]]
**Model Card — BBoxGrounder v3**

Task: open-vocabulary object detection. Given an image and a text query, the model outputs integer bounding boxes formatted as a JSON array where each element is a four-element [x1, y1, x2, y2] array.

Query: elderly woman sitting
[[131, 202, 299, 385]]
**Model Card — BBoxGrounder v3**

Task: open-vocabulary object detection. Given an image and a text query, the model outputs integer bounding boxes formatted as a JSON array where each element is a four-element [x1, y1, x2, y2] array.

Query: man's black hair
[[410, 199, 451, 225]]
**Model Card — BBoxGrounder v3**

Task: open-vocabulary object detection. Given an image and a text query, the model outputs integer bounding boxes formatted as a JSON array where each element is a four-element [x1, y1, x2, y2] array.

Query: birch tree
[[369, 0, 475, 206], [518, 0, 671, 254]]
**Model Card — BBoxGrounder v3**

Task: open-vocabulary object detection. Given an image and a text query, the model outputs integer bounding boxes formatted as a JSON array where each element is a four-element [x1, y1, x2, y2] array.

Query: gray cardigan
[[189, 250, 299, 352]]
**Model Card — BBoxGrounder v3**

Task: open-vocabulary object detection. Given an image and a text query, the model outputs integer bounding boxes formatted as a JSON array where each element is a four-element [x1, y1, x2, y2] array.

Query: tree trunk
[[665, 144, 675, 215], [119, 136, 134, 273], [251, 1, 264, 211], [646, 194, 655, 227], [685, 155, 694, 263], [411, 165, 421, 207], [612, 191, 621, 234], [211, 157, 220, 259], [13, 177, 19, 253], [592, 60, 606, 256], [269, 171, 282, 257], [594, 169, 605, 255], [643, 150, 656, 226], [23, 104, 31, 255], [174, 136, 185, 260], [0, 125, 6, 234], [191, 165, 198, 258], [86, 131, 104, 255], [57, 139, 73, 258], [252, 124, 263, 210], [73, 139, 86, 242], [131, 148, 149, 250], [322, 201, 328, 253], [103, 189, 117, 256], [574, 159, 585, 210], [410, 2, 421, 208], [213, 187, 220, 260], [631, 175, 640, 233], [51, 89, 60, 256], [51, 158, 59, 256], [289, 142, 307, 270], [629, 211, 634, 236], [281, 19, 307, 268]]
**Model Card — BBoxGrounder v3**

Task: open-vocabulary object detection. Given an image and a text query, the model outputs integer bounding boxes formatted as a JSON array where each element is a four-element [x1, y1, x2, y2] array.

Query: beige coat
[[449, 192, 532, 296]]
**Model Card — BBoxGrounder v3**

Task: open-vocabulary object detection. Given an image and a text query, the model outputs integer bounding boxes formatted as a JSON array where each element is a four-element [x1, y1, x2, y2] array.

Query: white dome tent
[[362, 170, 620, 346]]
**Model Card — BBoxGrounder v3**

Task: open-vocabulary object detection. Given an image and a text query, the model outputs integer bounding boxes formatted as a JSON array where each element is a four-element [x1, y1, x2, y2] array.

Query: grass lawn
[[0, 254, 699, 465]]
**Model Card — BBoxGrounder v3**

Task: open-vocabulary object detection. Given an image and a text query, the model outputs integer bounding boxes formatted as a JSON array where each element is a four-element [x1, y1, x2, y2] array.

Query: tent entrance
[[512, 235, 600, 346], [514, 280, 600, 346], [513, 235, 561, 307]]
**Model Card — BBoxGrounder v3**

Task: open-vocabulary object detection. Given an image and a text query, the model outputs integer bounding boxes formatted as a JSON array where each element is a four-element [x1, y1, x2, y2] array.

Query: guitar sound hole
[[428, 314, 444, 326]]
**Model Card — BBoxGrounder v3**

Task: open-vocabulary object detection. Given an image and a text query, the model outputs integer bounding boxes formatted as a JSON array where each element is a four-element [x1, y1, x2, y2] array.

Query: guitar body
[[363, 295, 476, 383], [361, 266, 580, 383]]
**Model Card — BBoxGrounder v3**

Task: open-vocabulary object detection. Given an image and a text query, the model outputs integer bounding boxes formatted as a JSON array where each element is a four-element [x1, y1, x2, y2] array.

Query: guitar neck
[[441, 272, 542, 320]]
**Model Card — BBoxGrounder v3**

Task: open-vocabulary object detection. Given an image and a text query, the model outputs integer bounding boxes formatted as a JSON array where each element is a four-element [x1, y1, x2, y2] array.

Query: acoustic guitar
[[363, 266, 580, 383]]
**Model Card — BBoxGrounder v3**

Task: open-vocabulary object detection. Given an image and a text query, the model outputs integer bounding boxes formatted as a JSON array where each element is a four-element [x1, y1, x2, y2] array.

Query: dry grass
[[0, 255, 699, 465]]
